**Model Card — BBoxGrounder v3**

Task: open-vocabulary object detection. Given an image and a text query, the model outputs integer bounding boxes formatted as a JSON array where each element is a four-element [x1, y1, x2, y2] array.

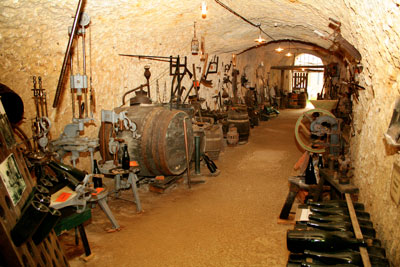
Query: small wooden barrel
[[204, 124, 223, 160], [227, 127, 239, 146], [288, 93, 298, 108], [298, 92, 307, 108], [227, 107, 250, 144]]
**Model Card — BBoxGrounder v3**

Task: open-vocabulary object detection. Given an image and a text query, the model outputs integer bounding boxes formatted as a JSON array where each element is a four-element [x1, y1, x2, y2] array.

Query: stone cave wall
[[236, 1, 400, 264], [0, 0, 230, 170], [0, 0, 400, 264], [344, 1, 400, 265]]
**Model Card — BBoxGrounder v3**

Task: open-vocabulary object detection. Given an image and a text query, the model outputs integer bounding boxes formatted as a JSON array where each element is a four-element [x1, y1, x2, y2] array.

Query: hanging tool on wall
[[200, 54, 219, 88], [53, 0, 84, 108], [31, 76, 51, 153], [182, 63, 200, 103], [118, 54, 193, 105], [89, 26, 96, 116], [313, 17, 361, 64], [182, 54, 219, 103], [169, 56, 191, 104]]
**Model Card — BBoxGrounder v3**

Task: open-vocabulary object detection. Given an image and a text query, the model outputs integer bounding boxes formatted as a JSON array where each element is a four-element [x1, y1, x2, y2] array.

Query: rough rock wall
[[0, 0, 230, 170], [345, 1, 400, 265], [0, 0, 400, 264]]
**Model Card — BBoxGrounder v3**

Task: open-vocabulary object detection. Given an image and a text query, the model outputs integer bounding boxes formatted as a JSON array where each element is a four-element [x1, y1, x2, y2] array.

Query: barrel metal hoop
[[140, 108, 163, 175]]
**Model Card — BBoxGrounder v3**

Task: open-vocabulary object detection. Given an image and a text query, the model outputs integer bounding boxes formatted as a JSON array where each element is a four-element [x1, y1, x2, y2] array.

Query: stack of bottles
[[10, 161, 87, 247], [286, 200, 389, 267]]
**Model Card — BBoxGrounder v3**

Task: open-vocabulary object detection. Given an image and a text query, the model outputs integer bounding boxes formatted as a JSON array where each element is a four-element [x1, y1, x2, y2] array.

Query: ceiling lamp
[[254, 29, 266, 44], [275, 47, 284, 52], [285, 41, 292, 57], [201, 1, 208, 19]]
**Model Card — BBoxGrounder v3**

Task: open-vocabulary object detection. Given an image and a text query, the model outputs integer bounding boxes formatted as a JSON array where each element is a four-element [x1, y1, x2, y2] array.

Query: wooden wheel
[[294, 108, 335, 153]]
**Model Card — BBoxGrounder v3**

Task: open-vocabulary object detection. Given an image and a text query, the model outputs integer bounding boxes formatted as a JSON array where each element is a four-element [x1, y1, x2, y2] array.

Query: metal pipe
[[119, 54, 177, 59], [43, 92, 48, 117], [195, 136, 201, 175], [53, 0, 84, 108], [183, 118, 191, 189], [38, 77, 45, 117], [121, 84, 145, 106], [32, 76, 40, 118], [71, 88, 76, 119]]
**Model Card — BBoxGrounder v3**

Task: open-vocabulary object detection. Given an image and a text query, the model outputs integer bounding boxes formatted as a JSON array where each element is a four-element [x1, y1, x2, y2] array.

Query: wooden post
[[345, 193, 371, 267]]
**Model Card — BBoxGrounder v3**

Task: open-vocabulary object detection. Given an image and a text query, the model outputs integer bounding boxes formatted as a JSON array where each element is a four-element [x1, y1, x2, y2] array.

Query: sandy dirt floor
[[64, 109, 305, 267]]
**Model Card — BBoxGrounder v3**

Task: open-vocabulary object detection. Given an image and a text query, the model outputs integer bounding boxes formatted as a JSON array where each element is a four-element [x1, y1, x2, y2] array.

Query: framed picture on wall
[[0, 153, 26, 206]]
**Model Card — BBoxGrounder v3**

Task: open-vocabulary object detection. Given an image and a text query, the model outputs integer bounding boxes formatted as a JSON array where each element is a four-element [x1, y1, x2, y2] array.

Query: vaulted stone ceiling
[[1, 1, 400, 265], [80, 0, 347, 55]]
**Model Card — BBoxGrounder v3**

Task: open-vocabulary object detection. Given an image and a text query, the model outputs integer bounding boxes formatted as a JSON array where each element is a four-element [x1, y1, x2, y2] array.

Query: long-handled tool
[[53, 0, 84, 108], [183, 118, 191, 189]]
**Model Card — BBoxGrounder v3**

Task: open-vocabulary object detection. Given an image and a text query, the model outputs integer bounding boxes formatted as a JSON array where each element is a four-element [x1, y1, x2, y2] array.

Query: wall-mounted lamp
[[201, 1, 208, 19]]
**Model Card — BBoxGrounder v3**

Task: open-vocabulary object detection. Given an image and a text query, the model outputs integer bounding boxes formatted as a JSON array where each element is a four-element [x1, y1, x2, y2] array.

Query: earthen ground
[[64, 109, 305, 267]]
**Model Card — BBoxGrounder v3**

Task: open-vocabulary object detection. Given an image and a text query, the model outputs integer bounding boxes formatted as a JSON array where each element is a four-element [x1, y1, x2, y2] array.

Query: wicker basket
[[310, 100, 338, 111]]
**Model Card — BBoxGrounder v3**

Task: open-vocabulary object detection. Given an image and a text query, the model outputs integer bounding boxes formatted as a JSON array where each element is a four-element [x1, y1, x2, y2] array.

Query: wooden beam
[[271, 65, 325, 71], [345, 193, 371, 267]]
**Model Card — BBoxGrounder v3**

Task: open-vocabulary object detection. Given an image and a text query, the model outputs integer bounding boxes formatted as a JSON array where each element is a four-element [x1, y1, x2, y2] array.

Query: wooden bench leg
[[78, 224, 91, 257], [279, 183, 300, 219]]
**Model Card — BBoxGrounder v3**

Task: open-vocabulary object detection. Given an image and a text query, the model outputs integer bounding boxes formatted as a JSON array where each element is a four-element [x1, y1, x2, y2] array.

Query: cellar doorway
[[293, 54, 324, 102]]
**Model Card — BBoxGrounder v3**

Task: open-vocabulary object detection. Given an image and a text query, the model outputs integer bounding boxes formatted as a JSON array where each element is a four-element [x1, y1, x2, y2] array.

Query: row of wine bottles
[[286, 200, 389, 266], [10, 161, 88, 246]]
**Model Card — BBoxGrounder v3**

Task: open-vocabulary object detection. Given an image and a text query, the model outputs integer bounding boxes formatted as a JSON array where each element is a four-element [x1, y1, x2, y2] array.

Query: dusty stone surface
[[64, 109, 302, 267], [0, 0, 400, 265], [343, 2, 400, 266]]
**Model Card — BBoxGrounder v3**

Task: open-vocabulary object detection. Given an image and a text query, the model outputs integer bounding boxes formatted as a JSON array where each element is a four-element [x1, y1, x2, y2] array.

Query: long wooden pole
[[53, 0, 84, 108], [183, 118, 191, 189], [345, 193, 371, 267]]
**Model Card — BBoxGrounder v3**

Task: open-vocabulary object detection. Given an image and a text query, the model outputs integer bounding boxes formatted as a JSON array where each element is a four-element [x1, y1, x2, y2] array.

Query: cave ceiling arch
[[77, 0, 353, 56]]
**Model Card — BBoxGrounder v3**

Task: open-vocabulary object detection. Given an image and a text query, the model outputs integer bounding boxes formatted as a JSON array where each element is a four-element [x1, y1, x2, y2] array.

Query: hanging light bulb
[[285, 41, 292, 57], [254, 29, 266, 44], [201, 1, 207, 19]]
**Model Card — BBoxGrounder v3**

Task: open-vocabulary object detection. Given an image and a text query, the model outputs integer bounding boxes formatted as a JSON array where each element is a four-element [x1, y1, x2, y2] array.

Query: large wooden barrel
[[298, 92, 307, 108], [227, 107, 250, 144], [204, 124, 224, 160], [99, 105, 194, 177]]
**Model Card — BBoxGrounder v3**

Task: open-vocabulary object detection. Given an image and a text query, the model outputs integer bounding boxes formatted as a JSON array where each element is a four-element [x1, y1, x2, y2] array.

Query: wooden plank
[[345, 193, 371, 267], [320, 169, 359, 194], [277, 213, 296, 225]]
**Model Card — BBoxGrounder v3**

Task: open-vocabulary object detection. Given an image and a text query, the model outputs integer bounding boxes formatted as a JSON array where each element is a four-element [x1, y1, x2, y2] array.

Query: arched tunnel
[[0, 0, 399, 266]]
